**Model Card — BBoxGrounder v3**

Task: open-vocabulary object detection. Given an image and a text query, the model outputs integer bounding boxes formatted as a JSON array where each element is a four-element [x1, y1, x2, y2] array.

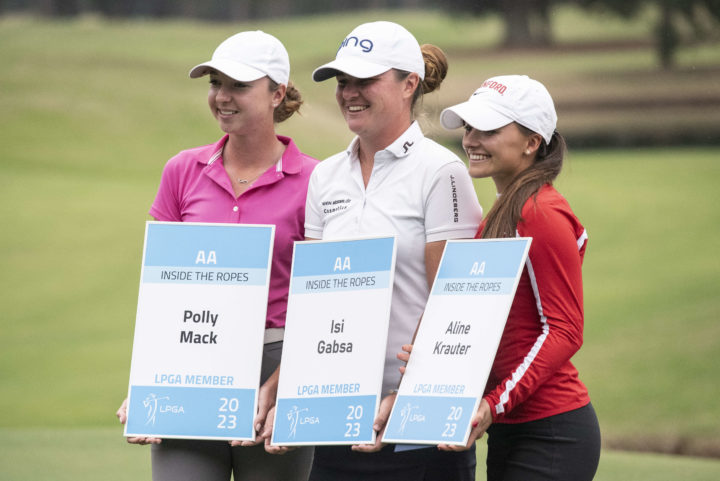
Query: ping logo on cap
[[479, 80, 508, 95], [338, 36, 374, 53]]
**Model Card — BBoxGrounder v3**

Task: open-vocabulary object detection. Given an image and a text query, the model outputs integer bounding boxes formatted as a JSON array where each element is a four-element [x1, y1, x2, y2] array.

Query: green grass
[[0, 428, 152, 481], [555, 148, 720, 443], [1, 428, 719, 481], [1, 5, 719, 474]]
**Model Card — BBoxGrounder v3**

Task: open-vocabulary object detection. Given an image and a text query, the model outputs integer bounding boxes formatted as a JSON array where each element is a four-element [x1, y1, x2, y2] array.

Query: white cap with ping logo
[[312, 21, 424, 82]]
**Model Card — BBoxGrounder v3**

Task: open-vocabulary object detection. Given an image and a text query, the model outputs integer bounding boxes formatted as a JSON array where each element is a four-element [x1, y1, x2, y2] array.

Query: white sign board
[[272, 236, 397, 445], [384, 238, 531, 445], [124, 222, 274, 440]]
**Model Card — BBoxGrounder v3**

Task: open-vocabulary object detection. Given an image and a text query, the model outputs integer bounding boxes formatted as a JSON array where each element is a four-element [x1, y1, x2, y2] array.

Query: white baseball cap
[[440, 75, 557, 144], [312, 21, 424, 82], [189, 30, 290, 85]]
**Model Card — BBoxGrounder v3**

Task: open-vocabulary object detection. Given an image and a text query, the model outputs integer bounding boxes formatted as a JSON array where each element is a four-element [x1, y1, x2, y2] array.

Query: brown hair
[[419, 44, 448, 95], [269, 79, 303, 123], [480, 127, 567, 239], [395, 43, 448, 113]]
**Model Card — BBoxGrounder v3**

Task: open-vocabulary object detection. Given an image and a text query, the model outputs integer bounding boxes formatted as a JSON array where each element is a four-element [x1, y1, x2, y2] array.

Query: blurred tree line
[[1, 0, 718, 69]]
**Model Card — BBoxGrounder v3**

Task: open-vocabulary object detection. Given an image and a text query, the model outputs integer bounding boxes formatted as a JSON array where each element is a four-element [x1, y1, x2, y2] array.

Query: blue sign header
[[292, 237, 395, 277], [143, 223, 274, 269], [437, 239, 531, 280]]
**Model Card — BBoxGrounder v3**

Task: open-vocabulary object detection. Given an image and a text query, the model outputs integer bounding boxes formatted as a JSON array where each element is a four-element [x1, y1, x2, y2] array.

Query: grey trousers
[[150, 341, 313, 481]]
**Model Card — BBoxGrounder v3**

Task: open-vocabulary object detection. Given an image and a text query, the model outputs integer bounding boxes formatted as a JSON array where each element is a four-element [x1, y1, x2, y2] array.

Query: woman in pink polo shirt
[[115, 31, 317, 481]]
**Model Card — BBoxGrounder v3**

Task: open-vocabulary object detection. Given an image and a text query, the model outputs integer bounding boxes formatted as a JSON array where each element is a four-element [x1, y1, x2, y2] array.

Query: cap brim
[[440, 100, 515, 131], [312, 57, 391, 82], [189, 59, 267, 82]]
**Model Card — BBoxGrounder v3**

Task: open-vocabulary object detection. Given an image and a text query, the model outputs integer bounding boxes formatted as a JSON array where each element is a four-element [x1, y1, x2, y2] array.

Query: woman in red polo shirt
[[414, 74, 601, 480]]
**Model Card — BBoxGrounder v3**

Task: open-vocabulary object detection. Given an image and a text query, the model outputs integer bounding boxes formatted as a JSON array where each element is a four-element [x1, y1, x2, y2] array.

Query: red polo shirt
[[480, 184, 591, 423]]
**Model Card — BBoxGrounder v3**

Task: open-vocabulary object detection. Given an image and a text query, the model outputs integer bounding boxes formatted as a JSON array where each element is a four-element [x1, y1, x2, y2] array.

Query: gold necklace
[[236, 169, 265, 184], [222, 144, 280, 185]]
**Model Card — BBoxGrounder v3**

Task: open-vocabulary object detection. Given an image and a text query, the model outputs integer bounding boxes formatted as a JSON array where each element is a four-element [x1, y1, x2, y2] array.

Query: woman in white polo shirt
[[303, 21, 483, 481]]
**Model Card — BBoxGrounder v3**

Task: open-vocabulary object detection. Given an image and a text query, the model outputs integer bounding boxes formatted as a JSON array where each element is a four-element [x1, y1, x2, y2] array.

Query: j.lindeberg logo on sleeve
[[450, 175, 459, 223], [321, 198, 352, 215], [338, 36, 374, 53]]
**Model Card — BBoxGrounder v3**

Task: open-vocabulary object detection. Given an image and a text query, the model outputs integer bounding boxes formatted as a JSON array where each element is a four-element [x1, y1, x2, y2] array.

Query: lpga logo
[[399, 402, 426, 433], [143, 393, 184, 426], [143, 393, 169, 426], [286, 405, 320, 439]]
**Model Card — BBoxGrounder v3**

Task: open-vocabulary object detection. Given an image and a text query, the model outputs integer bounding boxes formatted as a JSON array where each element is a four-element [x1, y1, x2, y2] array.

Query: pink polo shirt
[[150, 134, 318, 329]]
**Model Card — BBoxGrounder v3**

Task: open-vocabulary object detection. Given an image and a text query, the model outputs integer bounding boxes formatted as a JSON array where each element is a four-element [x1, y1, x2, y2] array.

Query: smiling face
[[334, 70, 417, 145], [462, 122, 542, 193], [207, 71, 282, 136]]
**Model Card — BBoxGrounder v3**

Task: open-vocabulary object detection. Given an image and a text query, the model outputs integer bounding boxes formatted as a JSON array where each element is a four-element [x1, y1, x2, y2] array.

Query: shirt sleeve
[[303, 167, 324, 239], [148, 156, 183, 222], [483, 199, 586, 418], [424, 161, 483, 242]]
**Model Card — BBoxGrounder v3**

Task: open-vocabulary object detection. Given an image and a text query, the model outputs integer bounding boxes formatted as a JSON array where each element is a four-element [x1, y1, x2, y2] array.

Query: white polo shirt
[[305, 121, 483, 393]]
